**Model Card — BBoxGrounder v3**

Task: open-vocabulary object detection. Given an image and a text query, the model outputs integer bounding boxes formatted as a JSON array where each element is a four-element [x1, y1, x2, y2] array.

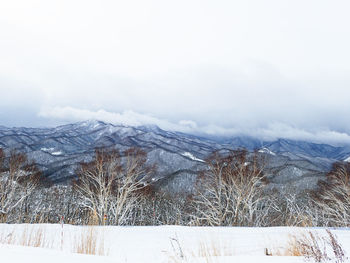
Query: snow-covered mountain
[[1, 120, 349, 194]]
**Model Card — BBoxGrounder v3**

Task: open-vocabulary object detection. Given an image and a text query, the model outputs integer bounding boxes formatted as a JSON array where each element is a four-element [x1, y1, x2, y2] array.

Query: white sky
[[1, 0, 350, 144]]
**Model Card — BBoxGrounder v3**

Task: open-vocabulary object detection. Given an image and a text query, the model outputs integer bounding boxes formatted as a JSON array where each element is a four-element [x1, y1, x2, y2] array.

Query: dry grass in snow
[[0, 225, 349, 262], [0, 226, 53, 249], [0, 224, 108, 256], [73, 226, 108, 256], [271, 229, 347, 262]]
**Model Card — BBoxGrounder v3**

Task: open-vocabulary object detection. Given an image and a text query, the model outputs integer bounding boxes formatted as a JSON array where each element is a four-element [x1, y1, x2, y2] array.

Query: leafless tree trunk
[[268, 191, 316, 226], [191, 149, 271, 226], [312, 162, 350, 227], [74, 148, 154, 225], [0, 149, 41, 222]]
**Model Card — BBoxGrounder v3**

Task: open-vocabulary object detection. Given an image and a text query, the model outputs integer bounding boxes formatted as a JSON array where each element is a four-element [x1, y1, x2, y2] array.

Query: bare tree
[[74, 147, 154, 225], [136, 189, 190, 225], [191, 149, 271, 226], [0, 148, 4, 171], [0, 149, 41, 222], [269, 191, 315, 227], [312, 162, 350, 227]]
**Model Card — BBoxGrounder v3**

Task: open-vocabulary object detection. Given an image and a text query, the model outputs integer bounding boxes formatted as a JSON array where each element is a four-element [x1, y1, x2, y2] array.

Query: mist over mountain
[[1, 120, 349, 195]]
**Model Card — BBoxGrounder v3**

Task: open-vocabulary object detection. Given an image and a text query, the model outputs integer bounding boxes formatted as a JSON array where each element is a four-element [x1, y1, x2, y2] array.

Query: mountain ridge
[[0, 120, 349, 194]]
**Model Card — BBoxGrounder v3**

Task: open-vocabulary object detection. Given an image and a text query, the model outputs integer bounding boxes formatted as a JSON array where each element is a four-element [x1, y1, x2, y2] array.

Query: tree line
[[0, 147, 349, 226]]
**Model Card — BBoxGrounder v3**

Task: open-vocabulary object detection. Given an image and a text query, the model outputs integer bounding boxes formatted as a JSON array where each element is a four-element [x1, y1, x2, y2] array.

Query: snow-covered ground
[[0, 224, 350, 262], [181, 152, 205, 162]]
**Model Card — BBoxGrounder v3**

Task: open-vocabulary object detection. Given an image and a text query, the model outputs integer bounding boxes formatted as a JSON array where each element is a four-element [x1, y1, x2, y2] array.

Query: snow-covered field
[[0, 224, 350, 262]]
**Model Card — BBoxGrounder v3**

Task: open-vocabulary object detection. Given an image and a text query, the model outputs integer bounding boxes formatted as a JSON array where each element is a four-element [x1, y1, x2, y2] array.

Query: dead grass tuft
[[0, 226, 52, 249], [271, 229, 347, 262], [193, 240, 233, 259], [73, 226, 108, 256], [168, 236, 233, 263]]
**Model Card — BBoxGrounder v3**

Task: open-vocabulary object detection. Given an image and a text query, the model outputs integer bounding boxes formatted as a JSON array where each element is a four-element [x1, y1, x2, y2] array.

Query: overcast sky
[[1, 0, 350, 144]]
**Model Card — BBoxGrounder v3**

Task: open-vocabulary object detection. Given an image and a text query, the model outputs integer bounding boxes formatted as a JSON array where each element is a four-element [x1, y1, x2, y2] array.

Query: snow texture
[[181, 152, 205, 162], [1, 224, 350, 263], [51, 151, 63, 156], [258, 147, 276, 156]]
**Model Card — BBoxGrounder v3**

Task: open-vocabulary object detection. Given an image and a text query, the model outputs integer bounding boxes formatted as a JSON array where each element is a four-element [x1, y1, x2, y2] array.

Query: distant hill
[[1, 120, 349, 194]]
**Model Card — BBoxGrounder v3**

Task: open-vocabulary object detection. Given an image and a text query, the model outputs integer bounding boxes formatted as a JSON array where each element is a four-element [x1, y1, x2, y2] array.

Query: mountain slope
[[0, 120, 349, 194]]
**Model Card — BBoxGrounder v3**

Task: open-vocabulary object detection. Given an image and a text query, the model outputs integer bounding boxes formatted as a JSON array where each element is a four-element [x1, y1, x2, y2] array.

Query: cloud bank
[[39, 107, 350, 145], [1, 0, 350, 145]]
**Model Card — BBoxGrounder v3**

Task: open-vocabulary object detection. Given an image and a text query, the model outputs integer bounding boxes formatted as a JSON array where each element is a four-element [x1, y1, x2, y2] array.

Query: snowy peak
[[258, 147, 276, 156]]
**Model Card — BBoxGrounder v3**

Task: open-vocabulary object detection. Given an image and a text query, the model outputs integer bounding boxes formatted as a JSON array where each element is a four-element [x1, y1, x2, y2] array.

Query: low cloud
[[39, 106, 350, 145], [2, 1, 350, 145], [38, 106, 195, 132]]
